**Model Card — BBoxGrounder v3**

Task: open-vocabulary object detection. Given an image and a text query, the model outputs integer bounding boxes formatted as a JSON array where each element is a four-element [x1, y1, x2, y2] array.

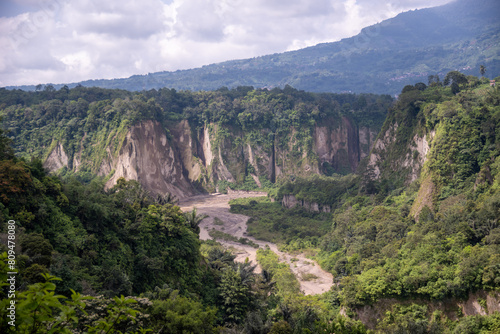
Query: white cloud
[[0, 0, 452, 86]]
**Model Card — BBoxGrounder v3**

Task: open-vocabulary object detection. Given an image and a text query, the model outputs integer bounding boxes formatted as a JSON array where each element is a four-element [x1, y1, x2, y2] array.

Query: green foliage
[[183, 208, 208, 234], [1, 68, 500, 332], [318, 316, 367, 334], [376, 304, 439, 334], [256, 247, 300, 298], [0, 271, 88, 334], [229, 76, 500, 331], [219, 267, 251, 324], [150, 291, 217, 333], [0, 140, 213, 303], [451, 313, 500, 334], [230, 197, 329, 245], [278, 174, 358, 206], [268, 320, 293, 334], [1, 84, 391, 189]]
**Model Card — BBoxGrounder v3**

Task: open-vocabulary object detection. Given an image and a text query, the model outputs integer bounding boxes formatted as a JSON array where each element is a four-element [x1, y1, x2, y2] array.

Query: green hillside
[[1, 73, 499, 332], [230, 75, 500, 332]]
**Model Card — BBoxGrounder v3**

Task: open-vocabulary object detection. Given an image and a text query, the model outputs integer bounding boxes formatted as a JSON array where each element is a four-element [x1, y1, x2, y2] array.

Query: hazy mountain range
[[7, 0, 500, 95]]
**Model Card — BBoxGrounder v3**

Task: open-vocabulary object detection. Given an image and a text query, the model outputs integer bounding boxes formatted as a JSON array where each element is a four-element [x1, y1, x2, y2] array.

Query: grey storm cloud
[[0, 0, 452, 86]]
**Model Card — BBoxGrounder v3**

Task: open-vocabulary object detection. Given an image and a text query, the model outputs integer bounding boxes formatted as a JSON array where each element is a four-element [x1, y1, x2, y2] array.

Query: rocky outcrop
[[401, 131, 434, 183], [44, 143, 69, 171], [103, 121, 195, 199], [355, 291, 500, 330], [171, 120, 203, 183], [359, 126, 377, 160], [366, 122, 398, 180], [366, 122, 435, 184], [282, 194, 331, 213]]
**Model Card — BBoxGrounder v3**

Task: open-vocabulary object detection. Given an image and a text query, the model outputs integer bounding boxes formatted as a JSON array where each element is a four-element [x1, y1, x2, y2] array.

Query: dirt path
[[179, 191, 333, 295]]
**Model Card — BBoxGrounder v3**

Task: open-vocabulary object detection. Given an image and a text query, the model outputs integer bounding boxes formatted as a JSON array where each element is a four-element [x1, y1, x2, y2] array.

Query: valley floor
[[179, 191, 333, 295]]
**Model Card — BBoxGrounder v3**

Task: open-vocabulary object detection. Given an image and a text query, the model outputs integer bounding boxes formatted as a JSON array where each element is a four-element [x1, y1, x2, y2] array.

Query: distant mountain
[[9, 0, 500, 95]]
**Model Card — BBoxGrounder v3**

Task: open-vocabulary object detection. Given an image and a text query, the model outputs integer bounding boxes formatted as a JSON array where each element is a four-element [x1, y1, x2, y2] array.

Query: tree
[[402, 85, 417, 94], [183, 208, 207, 234], [0, 119, 14, 161], [43, 84, 55, 92], [154, 193, 178, 205], [269, 320, 293, 334], [150, 292, 217, 334], [207, 248, 236, 270], [20, 234, 54, 267], [428, 75, 441, 87], [480, 65, 486, 77], [0, 160, 32, 203], [219, 268, 251, 323], [444, 71, 467, 87], [415, 82, 427, 91]]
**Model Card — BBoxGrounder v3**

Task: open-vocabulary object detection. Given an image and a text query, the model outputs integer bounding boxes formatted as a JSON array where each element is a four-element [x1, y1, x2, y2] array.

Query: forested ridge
[[0, 84, 390, 190], [0, 73, 500, 333]]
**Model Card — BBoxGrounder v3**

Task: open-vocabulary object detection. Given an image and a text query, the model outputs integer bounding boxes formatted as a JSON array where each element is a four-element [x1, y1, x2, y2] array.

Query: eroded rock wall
[[355, 291, 500, 330], [43, 117, 379, 198], [104, 120, 195, 199], [43, 143, 69, 171], [282, 194, 331, 213]]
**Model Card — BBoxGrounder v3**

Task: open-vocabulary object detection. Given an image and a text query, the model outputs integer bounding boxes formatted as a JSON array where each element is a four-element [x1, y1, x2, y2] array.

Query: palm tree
[[183, 207, 208, 234], [207, 248, 236, 270], [235, 262, 257, 287], [155, 193, 178, 205]]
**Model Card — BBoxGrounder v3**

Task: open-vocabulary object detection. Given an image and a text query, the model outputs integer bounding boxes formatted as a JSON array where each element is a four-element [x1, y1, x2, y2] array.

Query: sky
[[0, 0, 452, 87]]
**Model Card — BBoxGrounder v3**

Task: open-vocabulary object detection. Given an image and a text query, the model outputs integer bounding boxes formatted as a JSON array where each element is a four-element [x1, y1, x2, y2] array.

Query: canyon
[[43, 117, 378, 199]]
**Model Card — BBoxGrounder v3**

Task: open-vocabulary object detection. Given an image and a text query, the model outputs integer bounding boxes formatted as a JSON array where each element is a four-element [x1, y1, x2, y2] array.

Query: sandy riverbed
[[179, 191, 333, 295]]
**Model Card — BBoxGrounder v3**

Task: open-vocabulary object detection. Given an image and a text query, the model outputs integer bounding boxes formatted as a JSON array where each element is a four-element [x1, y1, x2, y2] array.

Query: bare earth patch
[[179, 191, 333, 295]]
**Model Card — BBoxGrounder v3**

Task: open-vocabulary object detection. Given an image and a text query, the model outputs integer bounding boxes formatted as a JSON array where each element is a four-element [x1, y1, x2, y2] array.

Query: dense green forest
[[1, 73, 500, 333], [0, 84, 390, 187], [0, 85, 386, 332], [0, 128, 370, 333], [230, 74, 500, 332]]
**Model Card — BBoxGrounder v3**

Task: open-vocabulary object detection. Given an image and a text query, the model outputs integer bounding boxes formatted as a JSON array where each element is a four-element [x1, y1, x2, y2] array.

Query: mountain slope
[[9, 0, 500, 95], [250, 75, 500, 330], [0, 86, 391, 197]]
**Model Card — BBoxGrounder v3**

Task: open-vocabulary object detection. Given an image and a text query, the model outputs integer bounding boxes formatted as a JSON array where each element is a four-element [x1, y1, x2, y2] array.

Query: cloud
[[63, 0, 167, 39], [0, 0, 452, 86]]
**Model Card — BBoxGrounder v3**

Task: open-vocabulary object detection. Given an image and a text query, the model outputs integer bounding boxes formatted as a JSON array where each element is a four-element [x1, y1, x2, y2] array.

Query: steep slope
[[0, 86, 390, 197], [363, 76, 500, 219], [9, 0, 500, 95], [252, 76, 500, 331]]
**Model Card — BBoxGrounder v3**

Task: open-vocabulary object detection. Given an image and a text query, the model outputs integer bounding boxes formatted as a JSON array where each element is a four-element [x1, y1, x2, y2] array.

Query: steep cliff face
[[366, 120, 434, 184], [44, 121, 196, 199], [43, 117, 378, 197], [282, 194, 331, 213], [363, 117, 438, 220], [103, 121, 195, 199], [199, 118, 377, 187], [313, 117, 367, 174], [44, 143, 69, 171], [355, 291, 500, 330]]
